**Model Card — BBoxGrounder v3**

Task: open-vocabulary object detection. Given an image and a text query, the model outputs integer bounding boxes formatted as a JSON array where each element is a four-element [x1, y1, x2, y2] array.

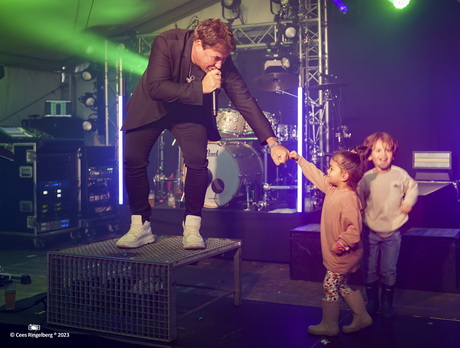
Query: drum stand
[[256, 145, 298, 211], [152, 131, 183, 205]]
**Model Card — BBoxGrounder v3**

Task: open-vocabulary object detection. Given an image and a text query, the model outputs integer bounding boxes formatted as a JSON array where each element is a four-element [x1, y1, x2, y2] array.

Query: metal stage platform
[[47, 236, 242, 342], [118, 204, 321, 264]]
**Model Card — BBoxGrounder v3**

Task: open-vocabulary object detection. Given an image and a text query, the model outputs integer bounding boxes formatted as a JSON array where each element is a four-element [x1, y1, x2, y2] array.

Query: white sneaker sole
[[182, 237, 205, 250], [116, 234, 156, 249]]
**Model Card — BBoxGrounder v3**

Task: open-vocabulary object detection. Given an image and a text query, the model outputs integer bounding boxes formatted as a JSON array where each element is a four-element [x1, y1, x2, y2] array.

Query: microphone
[[212, 90, 218, 117]]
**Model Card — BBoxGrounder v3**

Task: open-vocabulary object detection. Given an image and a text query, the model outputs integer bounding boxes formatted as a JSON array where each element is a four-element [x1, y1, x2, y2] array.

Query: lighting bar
[[297, 86, 303, 212], [331, 0, 348, 13], [117, 95, 124, 205]]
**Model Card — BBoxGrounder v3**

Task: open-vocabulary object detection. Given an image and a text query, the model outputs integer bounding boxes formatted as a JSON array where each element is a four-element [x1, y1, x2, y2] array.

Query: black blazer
[[122, 28, 275, 144]]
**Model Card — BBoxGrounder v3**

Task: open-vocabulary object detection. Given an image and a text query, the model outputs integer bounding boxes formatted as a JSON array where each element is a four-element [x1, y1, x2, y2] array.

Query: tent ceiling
[[0, 0, 219, 71]]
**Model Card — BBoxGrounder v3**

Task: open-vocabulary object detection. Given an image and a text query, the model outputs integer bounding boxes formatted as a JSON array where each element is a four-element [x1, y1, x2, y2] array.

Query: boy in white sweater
[[358, 132, 418, 319]]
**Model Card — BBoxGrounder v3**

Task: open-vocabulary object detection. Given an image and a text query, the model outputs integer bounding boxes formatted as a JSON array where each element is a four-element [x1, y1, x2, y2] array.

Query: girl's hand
[[289, 150, 301, 161], [331, 243, 343, 255]]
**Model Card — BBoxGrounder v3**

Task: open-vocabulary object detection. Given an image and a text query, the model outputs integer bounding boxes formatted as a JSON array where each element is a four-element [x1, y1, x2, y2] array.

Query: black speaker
[[290, 224, 326, 282], [409, 182, 459, 228], [290, 223, 364, 286], [22, 117, 84, 139], [397, 228, 460, 293]]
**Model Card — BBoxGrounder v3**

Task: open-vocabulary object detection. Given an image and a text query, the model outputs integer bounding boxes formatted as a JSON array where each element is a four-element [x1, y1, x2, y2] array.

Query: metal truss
[[135, 22, 278, 55], [123, 4, 331, 210], [301, 0, 330, 170]]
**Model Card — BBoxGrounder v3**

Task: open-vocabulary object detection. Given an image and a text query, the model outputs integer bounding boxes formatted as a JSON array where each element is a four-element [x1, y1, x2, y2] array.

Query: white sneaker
[[182, 215, 205, 250], [116, 215, 155, 248]]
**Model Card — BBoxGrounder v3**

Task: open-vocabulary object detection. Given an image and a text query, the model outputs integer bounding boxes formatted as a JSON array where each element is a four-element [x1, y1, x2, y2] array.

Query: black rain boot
[[381, 283, 395, 319], [365, 281, 380, 316]]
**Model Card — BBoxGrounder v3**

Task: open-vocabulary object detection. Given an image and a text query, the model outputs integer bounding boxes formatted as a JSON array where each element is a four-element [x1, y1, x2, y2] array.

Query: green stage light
[[391, 0, 411, 9], [1, 0, 149, 75]]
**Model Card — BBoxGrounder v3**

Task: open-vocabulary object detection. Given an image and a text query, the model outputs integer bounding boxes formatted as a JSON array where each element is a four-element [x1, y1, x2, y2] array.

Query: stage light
[[271, 0, 296, 4], [278, 23, 297, 43], [280, 52, 299, 74], [221, 0, 241, 21], [281, 56, 291, 69], [221, 0, 241, 10], [78, 92, 97, 109], [74, 61, 96, 81], [81, 69, 95, 81], [391, 0, 410, 9], [332, 0, 349, 13], [297, 85, 303, 212], [82, 117, 97, 132], [284, 25, 297, 39]]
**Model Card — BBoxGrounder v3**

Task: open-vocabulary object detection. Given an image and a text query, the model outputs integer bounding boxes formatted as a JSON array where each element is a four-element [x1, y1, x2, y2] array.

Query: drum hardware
[[308, 82, 347, 91], [152, 131, 184, 204], [275, 124, 297, 142], [274, 89, 297, 98], [335, 125, 351, 148], [262, 184, 298, 191], [252, 72, 298, 92], [243, 111, 278, 136], [219, 137, 258, 142]]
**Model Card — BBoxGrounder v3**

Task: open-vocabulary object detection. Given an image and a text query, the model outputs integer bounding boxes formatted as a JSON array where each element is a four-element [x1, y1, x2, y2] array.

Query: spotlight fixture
[[221, 0, 241, 10], [78, 92, 97, 110], [82, 116, 98, 132], [280, 52, 299, 75], [391, 0, 410, 9], [278, 22, 298, 43], [284, 25, 297, 39], [221, 0, 241, 21], [271, 0, 295, 5], [81, 70, 94, 81], [331, 0, 349, 13]]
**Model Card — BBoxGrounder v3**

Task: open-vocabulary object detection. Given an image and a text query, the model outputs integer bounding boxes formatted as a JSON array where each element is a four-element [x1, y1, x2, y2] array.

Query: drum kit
[[154, 72, 346, 211], [203, 72, 301, 210]]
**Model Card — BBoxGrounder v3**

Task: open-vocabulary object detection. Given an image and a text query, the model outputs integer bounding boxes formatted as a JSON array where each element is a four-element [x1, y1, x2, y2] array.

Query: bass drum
[[204, 142, 263, 208]]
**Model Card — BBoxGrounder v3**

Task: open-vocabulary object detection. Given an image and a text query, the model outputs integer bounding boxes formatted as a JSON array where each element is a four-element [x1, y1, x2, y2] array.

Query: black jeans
[[124, 121, 209, 221]]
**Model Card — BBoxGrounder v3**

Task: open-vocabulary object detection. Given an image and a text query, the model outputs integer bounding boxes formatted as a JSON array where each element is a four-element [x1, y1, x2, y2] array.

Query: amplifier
[[397, 227, 460, 293]]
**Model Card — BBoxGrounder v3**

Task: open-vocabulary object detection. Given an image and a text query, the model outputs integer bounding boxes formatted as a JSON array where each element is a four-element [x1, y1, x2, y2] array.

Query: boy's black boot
[[381, 283, 395, 319], [365, 281, 380, 316]]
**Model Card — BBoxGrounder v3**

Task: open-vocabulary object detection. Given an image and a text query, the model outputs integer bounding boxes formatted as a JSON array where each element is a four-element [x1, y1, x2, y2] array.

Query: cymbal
[[309, 82, 347, 91], [253, 73, 298, 92]]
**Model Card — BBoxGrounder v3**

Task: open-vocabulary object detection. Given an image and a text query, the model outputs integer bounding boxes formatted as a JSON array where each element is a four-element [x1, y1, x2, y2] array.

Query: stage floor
[[1, 231, 460, 347]]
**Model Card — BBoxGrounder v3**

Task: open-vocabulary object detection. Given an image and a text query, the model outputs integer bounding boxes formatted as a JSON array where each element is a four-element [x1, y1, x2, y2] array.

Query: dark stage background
[[326, 0, 460, 178], [144, 0, 460, 186]]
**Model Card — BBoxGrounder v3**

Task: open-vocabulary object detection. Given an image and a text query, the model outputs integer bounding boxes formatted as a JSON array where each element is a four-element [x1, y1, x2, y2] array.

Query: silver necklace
[[186, 63, 195, 83]]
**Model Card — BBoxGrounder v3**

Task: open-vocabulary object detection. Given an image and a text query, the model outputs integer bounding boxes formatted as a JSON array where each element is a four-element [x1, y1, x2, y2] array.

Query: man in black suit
[[117, 18, 289, 250]]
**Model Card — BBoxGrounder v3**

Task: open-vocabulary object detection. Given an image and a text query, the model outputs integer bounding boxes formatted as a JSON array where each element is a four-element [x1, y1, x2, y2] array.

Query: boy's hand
[[400, 202, 412, 214]]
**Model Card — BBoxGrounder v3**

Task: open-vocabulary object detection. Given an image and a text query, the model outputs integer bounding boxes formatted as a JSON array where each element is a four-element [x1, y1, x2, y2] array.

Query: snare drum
[[204, 142, 263, 208]]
